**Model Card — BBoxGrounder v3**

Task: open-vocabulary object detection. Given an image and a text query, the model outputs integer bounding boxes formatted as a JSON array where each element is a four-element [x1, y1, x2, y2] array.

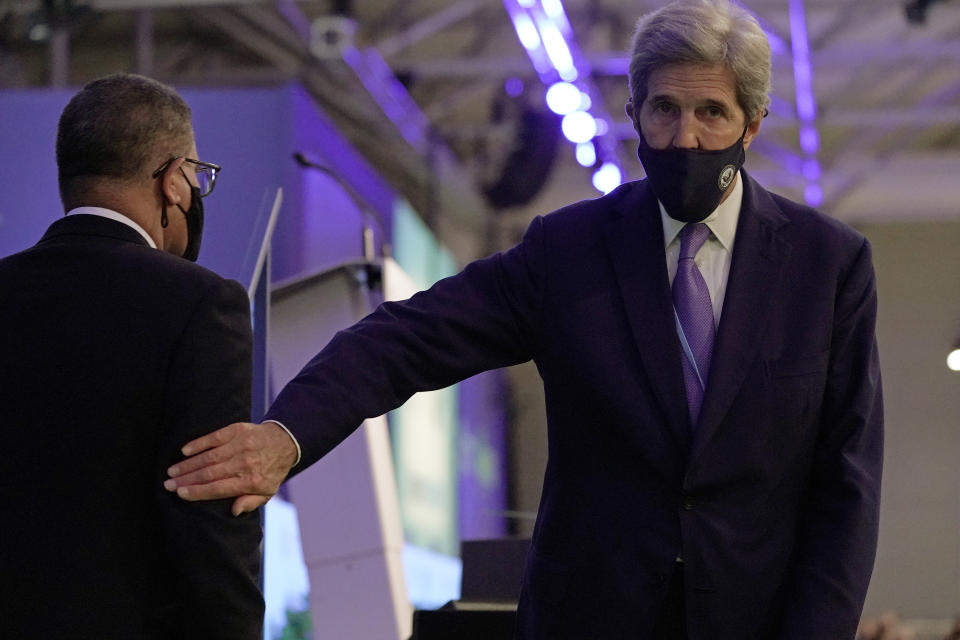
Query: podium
[[269, 260, 412, 640]]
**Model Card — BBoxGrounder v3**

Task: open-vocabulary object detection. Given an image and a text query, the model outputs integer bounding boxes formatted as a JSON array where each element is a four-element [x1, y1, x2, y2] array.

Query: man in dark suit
[[0, 74, 263, 638], [167, 1, 882, 638]]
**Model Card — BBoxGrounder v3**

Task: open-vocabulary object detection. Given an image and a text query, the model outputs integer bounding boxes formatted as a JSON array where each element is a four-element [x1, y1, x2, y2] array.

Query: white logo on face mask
[[718, 165, 736, 191]]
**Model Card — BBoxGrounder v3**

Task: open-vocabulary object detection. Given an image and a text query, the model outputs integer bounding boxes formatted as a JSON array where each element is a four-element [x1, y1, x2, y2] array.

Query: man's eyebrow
[[702, 98, 731, 109]]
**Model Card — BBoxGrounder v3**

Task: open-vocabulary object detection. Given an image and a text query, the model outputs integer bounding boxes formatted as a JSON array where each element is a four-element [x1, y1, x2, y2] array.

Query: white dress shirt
[[66, 206, 158, 249], [661, 172, 743, 328]]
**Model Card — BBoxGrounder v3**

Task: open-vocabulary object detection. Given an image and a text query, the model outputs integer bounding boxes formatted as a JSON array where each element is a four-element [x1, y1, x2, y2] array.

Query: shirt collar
[[65, 206, 157, 249], [660, 171, 743, 252]]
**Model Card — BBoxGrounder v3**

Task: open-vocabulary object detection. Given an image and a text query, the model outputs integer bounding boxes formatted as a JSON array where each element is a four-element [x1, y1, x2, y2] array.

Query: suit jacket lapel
[[604, 181, 692, 452], [689, 172, 792, 467]]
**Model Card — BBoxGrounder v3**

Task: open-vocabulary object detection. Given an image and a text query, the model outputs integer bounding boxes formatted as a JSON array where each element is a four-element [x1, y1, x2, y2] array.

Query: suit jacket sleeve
[[266, 216, 547, 474], [155, 277, 264, 639], [780, 237, 883, 639]]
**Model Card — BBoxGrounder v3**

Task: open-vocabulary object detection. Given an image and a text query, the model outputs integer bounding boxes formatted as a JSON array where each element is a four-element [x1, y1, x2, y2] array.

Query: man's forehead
[[645, 63, 738, 103]]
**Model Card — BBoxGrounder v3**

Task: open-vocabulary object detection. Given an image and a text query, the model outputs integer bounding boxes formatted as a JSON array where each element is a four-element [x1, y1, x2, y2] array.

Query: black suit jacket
[[266, 172, 882, 639], [0, 214, 263, 639]]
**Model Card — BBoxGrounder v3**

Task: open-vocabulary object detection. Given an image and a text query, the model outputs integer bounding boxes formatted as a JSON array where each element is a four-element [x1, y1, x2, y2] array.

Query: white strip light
[[503, 0, 623, 193]]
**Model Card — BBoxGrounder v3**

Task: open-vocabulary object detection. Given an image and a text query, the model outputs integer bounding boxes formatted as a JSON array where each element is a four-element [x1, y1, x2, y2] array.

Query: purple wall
[[0, 90, 74, 261]]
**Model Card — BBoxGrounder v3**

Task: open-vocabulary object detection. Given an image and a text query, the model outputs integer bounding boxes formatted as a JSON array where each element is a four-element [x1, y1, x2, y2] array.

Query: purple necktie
[[673, 223, 715, 429]]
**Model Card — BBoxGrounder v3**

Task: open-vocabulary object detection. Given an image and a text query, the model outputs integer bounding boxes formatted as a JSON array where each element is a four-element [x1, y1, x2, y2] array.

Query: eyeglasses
[[152, 157, 222, 198]]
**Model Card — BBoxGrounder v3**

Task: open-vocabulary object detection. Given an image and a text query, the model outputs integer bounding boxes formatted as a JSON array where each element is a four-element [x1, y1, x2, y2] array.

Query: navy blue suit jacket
[[0, 215, 264, 639], [267, 172, 882, 639]]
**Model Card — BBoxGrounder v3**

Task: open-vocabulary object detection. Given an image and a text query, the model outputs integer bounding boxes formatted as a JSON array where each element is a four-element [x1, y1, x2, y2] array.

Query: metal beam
[[199, 7, 302, 73], [394, 55, 533, 78], [275, 0, 311, 44], [93, 0, 263, 8], [236, 4, 309, 57], [814, 39, 960, 67], [376, 0, 486, 59], [395, 35, 960, 79], [818, 106, 960, 128]]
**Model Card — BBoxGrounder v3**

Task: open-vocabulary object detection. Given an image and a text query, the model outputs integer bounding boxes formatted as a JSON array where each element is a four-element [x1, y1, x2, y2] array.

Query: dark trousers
[[651, 566, 687, 640]]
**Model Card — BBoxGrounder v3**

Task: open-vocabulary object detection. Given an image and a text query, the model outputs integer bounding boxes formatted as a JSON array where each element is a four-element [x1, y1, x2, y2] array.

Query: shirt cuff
[[262, 419, 302, 467]]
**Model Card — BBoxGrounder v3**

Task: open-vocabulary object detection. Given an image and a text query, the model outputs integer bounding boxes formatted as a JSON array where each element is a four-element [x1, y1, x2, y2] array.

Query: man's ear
[[742, 110, 764, 151], [159, 157, 186, 206], [624, 101, 642, 137]]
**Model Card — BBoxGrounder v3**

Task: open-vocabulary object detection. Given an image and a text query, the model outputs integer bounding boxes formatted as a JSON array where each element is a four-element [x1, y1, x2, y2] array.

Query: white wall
[[861, 220, 960, 620]]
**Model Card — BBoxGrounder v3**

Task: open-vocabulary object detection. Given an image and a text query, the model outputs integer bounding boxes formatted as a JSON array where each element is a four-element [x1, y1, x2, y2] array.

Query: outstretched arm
[[167, 216, 549, 509]]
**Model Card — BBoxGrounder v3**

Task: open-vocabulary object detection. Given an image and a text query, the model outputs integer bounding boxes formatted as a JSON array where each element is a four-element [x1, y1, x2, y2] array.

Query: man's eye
[[704, 106, 724, 118], [654, 102, 675, 114]]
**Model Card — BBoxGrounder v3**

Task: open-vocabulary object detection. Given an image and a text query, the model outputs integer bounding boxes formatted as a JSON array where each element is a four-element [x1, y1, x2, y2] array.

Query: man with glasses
[[0, 73, 262, 638]]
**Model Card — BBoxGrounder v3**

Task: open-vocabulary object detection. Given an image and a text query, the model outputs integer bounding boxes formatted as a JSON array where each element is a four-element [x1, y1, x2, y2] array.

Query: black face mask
[[636, 126, 747, 223], [175, 169, 204, 262]]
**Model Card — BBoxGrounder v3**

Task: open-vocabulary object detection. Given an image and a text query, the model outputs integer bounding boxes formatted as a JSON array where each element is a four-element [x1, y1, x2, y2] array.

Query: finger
[[167, 441, 237, 478], [165, 459, 241, 490], [180, 422, 246, 456], [175, 477, 250, 502], [232, 494, 270, 516]]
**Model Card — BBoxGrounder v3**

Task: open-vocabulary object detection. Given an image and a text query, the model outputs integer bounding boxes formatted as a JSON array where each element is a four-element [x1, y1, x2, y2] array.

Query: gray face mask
[[635, 126, 747, 223]]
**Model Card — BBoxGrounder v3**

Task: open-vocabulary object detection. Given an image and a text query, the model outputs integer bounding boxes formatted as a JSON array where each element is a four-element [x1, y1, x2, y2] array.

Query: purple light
[[765, 30, 789, 56], [505, 5, 552, 75], [592, 162, 622, 194], [545, 81, 581, 114], [505, 77, 524, 97], [517, 0, 535, 6], [575, 141, 596, 167], [536, 18, 577, 81], [542, 0, 565, 19], [802, 158, 821, 181], [541, 0, 572, 35], [803, 183, 823, 207], [789, 0, 823, 207], [511, 12, 541, 51], [561, 111, 597, 143], [796, 92, 816, 122], [799, 125, 819, 155]]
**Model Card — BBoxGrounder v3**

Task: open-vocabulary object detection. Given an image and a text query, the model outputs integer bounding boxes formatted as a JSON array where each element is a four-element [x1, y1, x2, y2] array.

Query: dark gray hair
[[628, 0, 771, 121], [56, 73, 193, 205]]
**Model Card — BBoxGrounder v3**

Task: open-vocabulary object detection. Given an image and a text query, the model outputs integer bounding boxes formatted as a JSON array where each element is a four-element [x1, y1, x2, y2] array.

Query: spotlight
[[592, 162, 622, 194], [560, 111, 596, 143], [575, 141, 596, 167], [545, 82, 581, 115], [948, 347, 960, 372]]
